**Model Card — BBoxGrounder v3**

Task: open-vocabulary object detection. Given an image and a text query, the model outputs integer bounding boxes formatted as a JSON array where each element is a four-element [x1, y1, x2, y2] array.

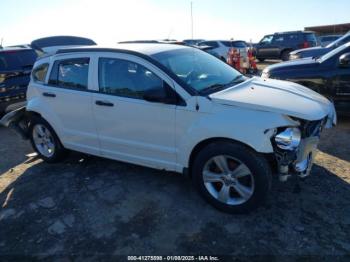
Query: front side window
[[260, 35, 273, 44], [32, 63, 49, 83], [49, 58, 89, 89], [98, 58, 165, 99]]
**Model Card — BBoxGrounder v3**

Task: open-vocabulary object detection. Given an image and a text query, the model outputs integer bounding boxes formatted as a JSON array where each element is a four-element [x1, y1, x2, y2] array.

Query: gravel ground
[[0, 67, 349, 259]]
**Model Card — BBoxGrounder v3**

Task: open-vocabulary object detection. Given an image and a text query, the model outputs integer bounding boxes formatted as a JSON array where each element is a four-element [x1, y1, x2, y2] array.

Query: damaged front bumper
[[275, 136, 319, 182], [275, 106, 336, 182]]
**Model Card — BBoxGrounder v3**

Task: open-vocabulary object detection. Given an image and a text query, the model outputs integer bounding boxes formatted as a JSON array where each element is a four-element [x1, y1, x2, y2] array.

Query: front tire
[[192, 141, 272, 214], [29, 116, 67, 163]]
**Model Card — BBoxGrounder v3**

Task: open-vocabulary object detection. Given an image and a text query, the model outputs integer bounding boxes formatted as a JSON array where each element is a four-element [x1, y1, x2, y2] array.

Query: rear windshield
[[304, 33, 317, 42], [0, 50, 37, 71]]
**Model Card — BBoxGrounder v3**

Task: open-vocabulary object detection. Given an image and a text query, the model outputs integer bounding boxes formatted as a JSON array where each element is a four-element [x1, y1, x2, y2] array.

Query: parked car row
[[262, 42, 350, 115], [289, 31, 350, 60], [254, 31, 318, 61], [0, 36, 96, 114]]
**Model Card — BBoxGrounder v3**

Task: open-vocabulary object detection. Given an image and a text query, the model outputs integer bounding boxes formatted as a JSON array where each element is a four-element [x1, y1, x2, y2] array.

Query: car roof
[[55, 43, 190, 56], [274, 31, 314, 35]]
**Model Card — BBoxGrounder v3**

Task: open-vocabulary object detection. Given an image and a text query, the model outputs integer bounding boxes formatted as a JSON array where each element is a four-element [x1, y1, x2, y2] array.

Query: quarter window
[[49, 58, 89, 89], [32, 63, 49, 83], [98, 58, 165, 99]]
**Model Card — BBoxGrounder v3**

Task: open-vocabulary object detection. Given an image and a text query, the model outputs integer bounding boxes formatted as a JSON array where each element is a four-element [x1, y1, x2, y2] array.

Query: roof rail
[[274, 30, 304, 34]]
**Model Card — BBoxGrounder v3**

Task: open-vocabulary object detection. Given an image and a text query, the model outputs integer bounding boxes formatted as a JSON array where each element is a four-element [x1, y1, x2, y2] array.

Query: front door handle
[[43, 92, 56, 98], [95, 100, 114, 107]]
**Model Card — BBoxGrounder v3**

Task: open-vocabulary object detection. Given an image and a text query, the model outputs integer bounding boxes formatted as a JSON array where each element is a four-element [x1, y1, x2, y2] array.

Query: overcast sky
[[1, 0, 349, 46]]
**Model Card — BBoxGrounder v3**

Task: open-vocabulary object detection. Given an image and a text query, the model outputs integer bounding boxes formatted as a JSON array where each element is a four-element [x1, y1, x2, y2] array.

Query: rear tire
[[191, 141, 272, 214], [29, 116, 67, 163]]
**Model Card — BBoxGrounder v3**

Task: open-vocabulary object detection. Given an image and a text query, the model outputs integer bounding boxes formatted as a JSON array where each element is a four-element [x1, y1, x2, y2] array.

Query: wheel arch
[[280, 48, 293, 58], [187, 137, 259, 177]]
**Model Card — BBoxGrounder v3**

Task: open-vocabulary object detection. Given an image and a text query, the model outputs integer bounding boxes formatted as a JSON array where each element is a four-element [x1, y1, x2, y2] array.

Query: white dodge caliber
[[1, 44, 336, 213]]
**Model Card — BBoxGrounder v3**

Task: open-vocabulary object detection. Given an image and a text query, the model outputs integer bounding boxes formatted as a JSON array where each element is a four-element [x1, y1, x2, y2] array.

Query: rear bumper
[[0, 106, 29, 139], [0, 95, 26, 113]]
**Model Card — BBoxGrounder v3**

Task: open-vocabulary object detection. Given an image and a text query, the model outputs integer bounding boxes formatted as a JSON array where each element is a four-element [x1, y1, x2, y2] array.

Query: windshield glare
[[326, 33, 350, 48], [319, 43, 350, 62], [151, 48, 242, 93]]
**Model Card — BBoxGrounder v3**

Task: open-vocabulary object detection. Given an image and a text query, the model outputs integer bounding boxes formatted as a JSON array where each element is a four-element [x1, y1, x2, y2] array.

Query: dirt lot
[[0, 67, 350, 259]]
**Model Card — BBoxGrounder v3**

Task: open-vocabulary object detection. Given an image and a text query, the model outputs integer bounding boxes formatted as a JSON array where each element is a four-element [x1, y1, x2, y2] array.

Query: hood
[[265, 57, 319, 72], [290, 46, 329, 58], [209, 77, 334, 121]]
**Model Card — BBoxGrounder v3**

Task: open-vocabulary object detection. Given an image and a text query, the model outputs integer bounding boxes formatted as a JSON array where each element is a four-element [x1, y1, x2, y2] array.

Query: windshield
[[151, 48, 243, 93], [326, 33, 350, 48], [318, 43, 350, 62]]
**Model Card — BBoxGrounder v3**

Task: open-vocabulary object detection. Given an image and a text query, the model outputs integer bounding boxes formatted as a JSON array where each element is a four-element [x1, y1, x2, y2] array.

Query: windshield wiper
[[229, 74, 245, 83], [199, 83, 226, 94], [199, 75, 246, 95]]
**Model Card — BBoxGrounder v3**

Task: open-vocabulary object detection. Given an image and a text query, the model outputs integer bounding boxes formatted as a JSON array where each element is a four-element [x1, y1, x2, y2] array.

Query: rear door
[[37, 54, 100, 155]]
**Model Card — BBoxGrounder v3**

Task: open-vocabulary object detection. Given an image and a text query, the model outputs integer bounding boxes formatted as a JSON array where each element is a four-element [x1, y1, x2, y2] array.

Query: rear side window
[[0, 50, 37, 71], [32, 63, 49, 83], [98, 58, 164, 99], [273, 35, 285, 43], [285, 34, 300, 42], [49, 58, 89, 89]]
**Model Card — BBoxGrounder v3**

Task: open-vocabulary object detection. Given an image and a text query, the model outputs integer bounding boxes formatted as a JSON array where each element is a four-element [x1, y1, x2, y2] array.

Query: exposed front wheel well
[[26, 110, 42, 118], [188, 137, 258, 177]]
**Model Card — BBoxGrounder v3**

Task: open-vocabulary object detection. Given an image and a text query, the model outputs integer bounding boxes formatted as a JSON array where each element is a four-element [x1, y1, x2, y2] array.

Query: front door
[[92, 55, 177, 170]]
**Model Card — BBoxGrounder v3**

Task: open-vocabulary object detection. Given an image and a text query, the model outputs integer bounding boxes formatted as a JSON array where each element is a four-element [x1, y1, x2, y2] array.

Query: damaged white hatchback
[[0, 44, 336, 213]]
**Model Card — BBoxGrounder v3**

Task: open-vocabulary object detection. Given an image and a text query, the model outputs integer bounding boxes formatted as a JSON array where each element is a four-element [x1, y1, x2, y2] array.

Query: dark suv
[[0, 47, 38, 114], [255, 31, 318, 61]]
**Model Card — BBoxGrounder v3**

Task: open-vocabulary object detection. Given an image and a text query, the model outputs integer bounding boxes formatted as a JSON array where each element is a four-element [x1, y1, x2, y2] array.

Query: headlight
[[274, 127, 301, 150], [289, 54, 300, 60]]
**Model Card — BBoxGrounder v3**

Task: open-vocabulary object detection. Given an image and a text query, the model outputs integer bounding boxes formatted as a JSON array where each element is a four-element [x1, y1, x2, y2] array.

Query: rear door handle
[[43, 92, 56, 98], [95, 100, 114, 107]]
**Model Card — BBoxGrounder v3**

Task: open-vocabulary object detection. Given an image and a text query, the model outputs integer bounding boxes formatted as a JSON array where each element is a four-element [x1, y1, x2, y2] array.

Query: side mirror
[[143, 87, 177, 104], [339, 52, 350, 68]]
